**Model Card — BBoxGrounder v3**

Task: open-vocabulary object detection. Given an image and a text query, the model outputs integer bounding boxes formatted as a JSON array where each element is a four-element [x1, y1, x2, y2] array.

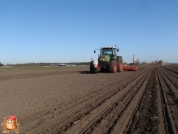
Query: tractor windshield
[[101, 48, 116, 56], [103, 49, 112, 55]]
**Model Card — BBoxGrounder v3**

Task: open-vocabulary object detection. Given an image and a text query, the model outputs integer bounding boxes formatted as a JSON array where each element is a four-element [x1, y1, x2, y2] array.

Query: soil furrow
[[47, 69, 152, 134], [21, 68, 150, 133], [161, 66, 178, 75], [156, 70, 167, 134], [2, 66, 178, 134], [92, 69, 153, 134], [126, 67, 159, 133], [63, 68, 153, 134], [159, 67, 178, 93], [161, 67, 178, 79], [159, 68, 178, 102], [110, 68, 153, 133], [115, 67, 155, 133], [157, 69, 177, 133], [158, 68, 178, 132]]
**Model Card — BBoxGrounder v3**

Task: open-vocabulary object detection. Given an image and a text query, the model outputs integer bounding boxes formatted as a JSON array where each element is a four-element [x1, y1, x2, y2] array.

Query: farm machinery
[[123, 55, 138, 71], [90, 46, 123, 73]]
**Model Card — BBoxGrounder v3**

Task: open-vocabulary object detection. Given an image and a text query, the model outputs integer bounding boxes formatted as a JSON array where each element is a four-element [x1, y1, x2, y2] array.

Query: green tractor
[[90, 46, 123, 73]]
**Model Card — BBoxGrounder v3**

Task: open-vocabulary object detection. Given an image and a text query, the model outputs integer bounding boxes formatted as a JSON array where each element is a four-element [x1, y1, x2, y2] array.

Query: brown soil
[[0, 66, 178, 134]]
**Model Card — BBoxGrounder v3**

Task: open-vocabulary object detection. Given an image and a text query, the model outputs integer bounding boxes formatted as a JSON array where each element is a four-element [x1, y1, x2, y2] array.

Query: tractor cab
[[94, 47, 119, 61], [100, 47, 119, 62]]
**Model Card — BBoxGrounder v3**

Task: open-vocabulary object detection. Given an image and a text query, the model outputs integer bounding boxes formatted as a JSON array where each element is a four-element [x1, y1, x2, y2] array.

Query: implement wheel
[[109, 60, 117, 73]]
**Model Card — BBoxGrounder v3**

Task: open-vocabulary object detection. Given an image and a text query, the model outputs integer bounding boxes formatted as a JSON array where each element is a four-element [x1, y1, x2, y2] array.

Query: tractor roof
[[101, 46, 116, 49]]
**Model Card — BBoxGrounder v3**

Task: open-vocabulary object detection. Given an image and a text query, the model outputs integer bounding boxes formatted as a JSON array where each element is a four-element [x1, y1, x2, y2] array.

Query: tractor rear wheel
[[117, 62, 123, 72], [109, 60, 117, 73]]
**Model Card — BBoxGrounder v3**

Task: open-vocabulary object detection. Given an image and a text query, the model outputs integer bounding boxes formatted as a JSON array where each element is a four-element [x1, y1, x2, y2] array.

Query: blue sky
[[0, 0, 178, 64]]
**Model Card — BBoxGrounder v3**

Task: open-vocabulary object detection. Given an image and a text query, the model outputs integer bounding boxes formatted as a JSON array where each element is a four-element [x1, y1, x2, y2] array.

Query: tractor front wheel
[[109, 60, 117, 73]]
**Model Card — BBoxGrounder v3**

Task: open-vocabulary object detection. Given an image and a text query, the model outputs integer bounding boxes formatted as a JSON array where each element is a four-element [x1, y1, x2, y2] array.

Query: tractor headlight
[[99, 58, 105, 61]]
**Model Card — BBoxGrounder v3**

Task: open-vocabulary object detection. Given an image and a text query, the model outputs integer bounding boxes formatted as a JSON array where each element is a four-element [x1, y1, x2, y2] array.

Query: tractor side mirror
[[117, 49, 119, 52], [94, 50, 96, 53]]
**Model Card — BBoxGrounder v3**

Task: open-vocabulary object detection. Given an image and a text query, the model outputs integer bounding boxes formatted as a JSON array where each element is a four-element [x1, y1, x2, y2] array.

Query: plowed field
[[0, 66, 178, 134]]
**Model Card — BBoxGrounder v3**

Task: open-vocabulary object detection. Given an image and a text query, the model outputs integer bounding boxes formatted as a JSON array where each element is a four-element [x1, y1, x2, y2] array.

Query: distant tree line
[[66, 62, 90, 65], [124, 59, 146, 65], [136, 59, 166, 65], [13, 62, 59, 67], [155, 60, 163, 65], [0, 62, 3, 66], [4, 62, 90, 67], [2, 60, 177, 67]]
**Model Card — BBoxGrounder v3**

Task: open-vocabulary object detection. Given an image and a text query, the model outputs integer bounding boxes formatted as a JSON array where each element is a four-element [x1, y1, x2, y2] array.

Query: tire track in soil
[[20, 67, 152, 134], [158, 68, 178, 132], [126, 67, 159, 133]]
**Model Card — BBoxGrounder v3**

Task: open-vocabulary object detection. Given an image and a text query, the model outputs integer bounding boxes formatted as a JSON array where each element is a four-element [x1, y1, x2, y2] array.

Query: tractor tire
[[90, 68, 97, 73], [100, 68, 105, 72], [117, 62, 123, 72], [109, 60, 117, 73]]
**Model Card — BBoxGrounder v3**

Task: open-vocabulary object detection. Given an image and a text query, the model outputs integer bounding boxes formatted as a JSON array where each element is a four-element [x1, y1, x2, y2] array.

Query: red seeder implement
[[123, 55, 138, 71]]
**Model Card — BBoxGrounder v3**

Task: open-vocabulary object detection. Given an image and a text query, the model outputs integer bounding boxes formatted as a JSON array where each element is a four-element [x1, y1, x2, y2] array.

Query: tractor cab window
[[102, 49, 113, 55]]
